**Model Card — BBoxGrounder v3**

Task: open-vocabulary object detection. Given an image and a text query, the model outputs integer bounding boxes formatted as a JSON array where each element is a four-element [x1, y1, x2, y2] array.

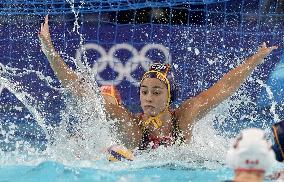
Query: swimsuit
[[138, 111, 185, 150]]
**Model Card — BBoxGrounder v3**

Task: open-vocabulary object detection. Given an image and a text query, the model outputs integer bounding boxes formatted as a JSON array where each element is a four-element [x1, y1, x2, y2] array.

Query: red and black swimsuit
[[138, 112, 185, 150]]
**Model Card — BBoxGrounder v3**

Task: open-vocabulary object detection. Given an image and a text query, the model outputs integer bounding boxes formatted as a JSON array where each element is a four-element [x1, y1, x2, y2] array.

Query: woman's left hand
[[255, 42, 278, 65]]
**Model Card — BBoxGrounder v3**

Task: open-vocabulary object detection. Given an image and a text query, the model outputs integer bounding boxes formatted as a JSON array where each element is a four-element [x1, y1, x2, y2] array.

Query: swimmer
[[39, 15, 278, 150], [225, 128, 276, 182], [266, 120, 284, 180]]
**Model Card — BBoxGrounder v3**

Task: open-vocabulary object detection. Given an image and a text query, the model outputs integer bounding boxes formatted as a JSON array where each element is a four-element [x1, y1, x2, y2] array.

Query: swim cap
[[107, 145, 134, 162], [141, 63, 178, 105], [272, 120, 284, 162], [226, 128, 275, 173]]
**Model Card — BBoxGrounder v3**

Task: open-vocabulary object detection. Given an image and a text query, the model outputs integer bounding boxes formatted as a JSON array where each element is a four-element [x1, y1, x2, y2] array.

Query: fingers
[[40, 15, 48, 32], [39, 15, 50, 36], [45, 15, 49, 25], [266, 44, 278, 51], [260, 42, 278, 50], [39, 15, 52, 47]]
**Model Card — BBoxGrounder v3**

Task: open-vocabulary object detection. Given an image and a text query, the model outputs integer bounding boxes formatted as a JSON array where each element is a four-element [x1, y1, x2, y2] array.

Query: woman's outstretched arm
[[39, 15, 79, 88], [39, 15, 141, 147], [175, 43, 278, 139]]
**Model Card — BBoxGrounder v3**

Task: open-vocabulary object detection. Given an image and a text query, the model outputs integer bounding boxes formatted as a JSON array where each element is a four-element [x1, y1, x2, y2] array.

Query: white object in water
[[226, 128, 276, 173]]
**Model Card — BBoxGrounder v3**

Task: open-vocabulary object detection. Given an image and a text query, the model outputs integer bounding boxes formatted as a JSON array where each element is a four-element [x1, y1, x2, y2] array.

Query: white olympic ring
[[75, 43, 171, 86]]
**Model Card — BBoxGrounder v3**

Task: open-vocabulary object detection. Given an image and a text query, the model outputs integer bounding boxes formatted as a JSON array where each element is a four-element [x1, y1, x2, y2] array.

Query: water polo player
[[39, 15, 278, 150], [226, 128, 275, 182]]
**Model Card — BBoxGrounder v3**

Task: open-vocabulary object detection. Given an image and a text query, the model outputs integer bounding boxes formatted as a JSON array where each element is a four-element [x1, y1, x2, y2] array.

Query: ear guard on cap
[[272, 120, 284, 162], [100, 85, 122, 105]]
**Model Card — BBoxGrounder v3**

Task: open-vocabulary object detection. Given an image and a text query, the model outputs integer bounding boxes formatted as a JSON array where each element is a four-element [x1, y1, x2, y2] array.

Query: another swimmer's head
[[226, 128, 275, 182], [140, 63, 177, 116]]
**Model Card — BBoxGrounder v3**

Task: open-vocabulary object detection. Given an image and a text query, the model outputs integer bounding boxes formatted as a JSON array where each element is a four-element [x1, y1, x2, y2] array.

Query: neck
[[233, 170, 264, 182], [146, 108, 171, 121]]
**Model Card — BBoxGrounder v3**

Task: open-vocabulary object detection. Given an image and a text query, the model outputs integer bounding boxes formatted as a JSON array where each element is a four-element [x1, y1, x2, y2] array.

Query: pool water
[[1, 72, 282, 182], [0, 160, 233, 182]]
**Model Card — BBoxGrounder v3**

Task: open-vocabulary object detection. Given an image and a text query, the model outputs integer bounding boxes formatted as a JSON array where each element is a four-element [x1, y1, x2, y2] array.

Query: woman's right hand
[[39, 15, 55, 56]]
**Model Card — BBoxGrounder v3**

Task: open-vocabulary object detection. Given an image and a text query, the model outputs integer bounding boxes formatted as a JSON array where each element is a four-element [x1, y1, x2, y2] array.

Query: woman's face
[[140, 78, 168, 117]]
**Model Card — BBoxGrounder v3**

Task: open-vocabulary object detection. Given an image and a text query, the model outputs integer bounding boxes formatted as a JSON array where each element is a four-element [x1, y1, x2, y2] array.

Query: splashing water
[[48, 76, 116, 163], [0, 37, 272, 167], [0, 76, 48, 140], [256, 79, 280, 123], [0, 63, 115, 165], [0, 3, 283, 181], [0, 53, 238, 169]]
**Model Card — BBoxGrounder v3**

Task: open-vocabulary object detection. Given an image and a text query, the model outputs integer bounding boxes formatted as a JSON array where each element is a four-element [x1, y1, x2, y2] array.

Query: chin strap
[[142, 109, 170, 129]]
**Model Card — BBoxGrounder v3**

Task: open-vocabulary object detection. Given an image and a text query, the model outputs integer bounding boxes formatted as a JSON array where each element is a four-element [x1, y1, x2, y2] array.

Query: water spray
[[0, 76, 50, 141]]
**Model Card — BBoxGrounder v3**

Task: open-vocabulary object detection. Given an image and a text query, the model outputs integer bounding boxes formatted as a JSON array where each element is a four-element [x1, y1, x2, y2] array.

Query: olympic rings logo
[[75, 43, 171, 86]]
